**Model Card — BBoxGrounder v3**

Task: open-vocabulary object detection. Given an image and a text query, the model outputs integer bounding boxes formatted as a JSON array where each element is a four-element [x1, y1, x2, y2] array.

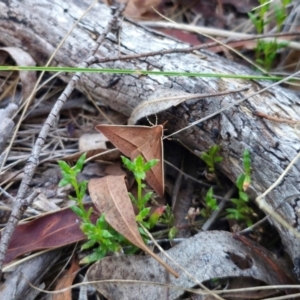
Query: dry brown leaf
[[128, 87, 250, 125], [0, 47, 36, 103], [95, 124, 164, 196], [4, 204, 98, 265], [51, 258, 80, 300], [128, 89, 208, 125], [88, 175, 178, 278], [87, 231, 295, 300]]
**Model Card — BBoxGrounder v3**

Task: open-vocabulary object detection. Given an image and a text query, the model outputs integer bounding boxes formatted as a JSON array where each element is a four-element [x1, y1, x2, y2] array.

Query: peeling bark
[[1, 0, 300, 277]]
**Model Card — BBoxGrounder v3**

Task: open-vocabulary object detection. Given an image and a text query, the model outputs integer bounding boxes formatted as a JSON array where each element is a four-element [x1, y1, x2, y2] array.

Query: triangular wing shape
[[131, 126, 164, 197], [95, 125, 164, 196]]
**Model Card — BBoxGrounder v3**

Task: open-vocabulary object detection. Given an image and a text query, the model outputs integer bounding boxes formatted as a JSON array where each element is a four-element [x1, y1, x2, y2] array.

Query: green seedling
[[274, 0, 292, 32], [200, 145, 223, 180], [160, 204, 178, 240], [58, 153, 123, 263], [121, 155, 158, 212], [248, 0, 270, 35], [121, 155, 166, 231], [226, 149, 254, 227], [201, 187, 218, 218], [249, 0, 291, 70], [255, 39, 288, 71]]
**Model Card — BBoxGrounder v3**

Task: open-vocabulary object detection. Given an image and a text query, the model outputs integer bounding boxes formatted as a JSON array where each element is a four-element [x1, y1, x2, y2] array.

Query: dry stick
[[164, 160, 213, 187], [171, 160, 183, 211], [140, 21, 300, 50], [201, 185, 236, 231], [19, 277, 215, 297], [93, 31, 300, 65], [19, 277, 300, 297], [154, 6, 300, 79], [254, 111, 300, 124], [238, 194, 300, 235], [255, 151, 300, 240], [0, 3, 126, 274], [154, 8, 267, 74]]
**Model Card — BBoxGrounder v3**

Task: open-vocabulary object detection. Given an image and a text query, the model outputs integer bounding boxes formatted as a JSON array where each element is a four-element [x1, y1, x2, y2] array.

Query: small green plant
[[122, 155, 177, 242], [201, 187, 218, 218], [255, 39, 288, 71], [160, 204, 178, 240], [58, 153, 124, 263], [248, 0, 270, 35], [121, 155, 160, 229], [226, 149, 254, 227], [248, 0, 291, 70], [200, 145, 223, 180], [274, 0, 292, 32]]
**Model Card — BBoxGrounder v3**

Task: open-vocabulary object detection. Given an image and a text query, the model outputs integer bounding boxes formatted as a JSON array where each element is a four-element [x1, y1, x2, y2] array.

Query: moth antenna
[[146, 116, 156, 126]]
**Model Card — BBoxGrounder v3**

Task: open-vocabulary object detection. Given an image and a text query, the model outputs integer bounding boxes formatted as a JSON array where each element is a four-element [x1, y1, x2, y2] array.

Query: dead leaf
[[51, 258, 80, 300], [87, 231, 294, 300], [128, 87, 250, 125], [0, 47, 36, 104], [95, 124, 164, 196], [88, 175, 178, 278], [128, 89, 206, 125], [3, 204, 98, 265]]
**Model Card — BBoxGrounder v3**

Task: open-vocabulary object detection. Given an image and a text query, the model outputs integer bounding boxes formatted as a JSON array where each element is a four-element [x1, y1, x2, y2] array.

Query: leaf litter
[[3, 204, 98, 265], [87, 231, 294, 300], [88, 175, 178, 278]]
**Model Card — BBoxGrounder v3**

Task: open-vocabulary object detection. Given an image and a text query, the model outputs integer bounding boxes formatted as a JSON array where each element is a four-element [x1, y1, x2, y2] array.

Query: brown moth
[[95, 124, 164, 196]]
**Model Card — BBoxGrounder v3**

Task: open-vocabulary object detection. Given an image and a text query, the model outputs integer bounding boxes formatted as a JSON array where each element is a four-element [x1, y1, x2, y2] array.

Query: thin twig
[[255, 151, 300, 240], [140, 21, 300, 50], [164, 160, 215, 188], [92, 31, 300, 65], [202, 185, 236, 231], [254, 111, 300, 124], [171, 159, 183, 211]]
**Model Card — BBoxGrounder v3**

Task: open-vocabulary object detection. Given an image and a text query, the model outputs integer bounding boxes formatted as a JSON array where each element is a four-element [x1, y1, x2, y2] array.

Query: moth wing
[[95, 124, 164, 196], [95, 125, 154, 157], [132, 125, 164, 196]]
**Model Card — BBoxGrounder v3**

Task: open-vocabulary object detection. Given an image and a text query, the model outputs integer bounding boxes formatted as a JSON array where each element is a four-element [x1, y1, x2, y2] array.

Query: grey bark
[[0, 104, 17, 167], [0, 250, 60, 299], [1, 0, 300, 284]]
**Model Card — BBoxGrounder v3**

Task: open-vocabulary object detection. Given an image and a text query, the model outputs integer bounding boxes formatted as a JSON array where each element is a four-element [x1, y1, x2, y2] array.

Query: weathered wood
[[0, 104, 17, 167], [1, 0, 300, 275], [0, 250, 60, 299]]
